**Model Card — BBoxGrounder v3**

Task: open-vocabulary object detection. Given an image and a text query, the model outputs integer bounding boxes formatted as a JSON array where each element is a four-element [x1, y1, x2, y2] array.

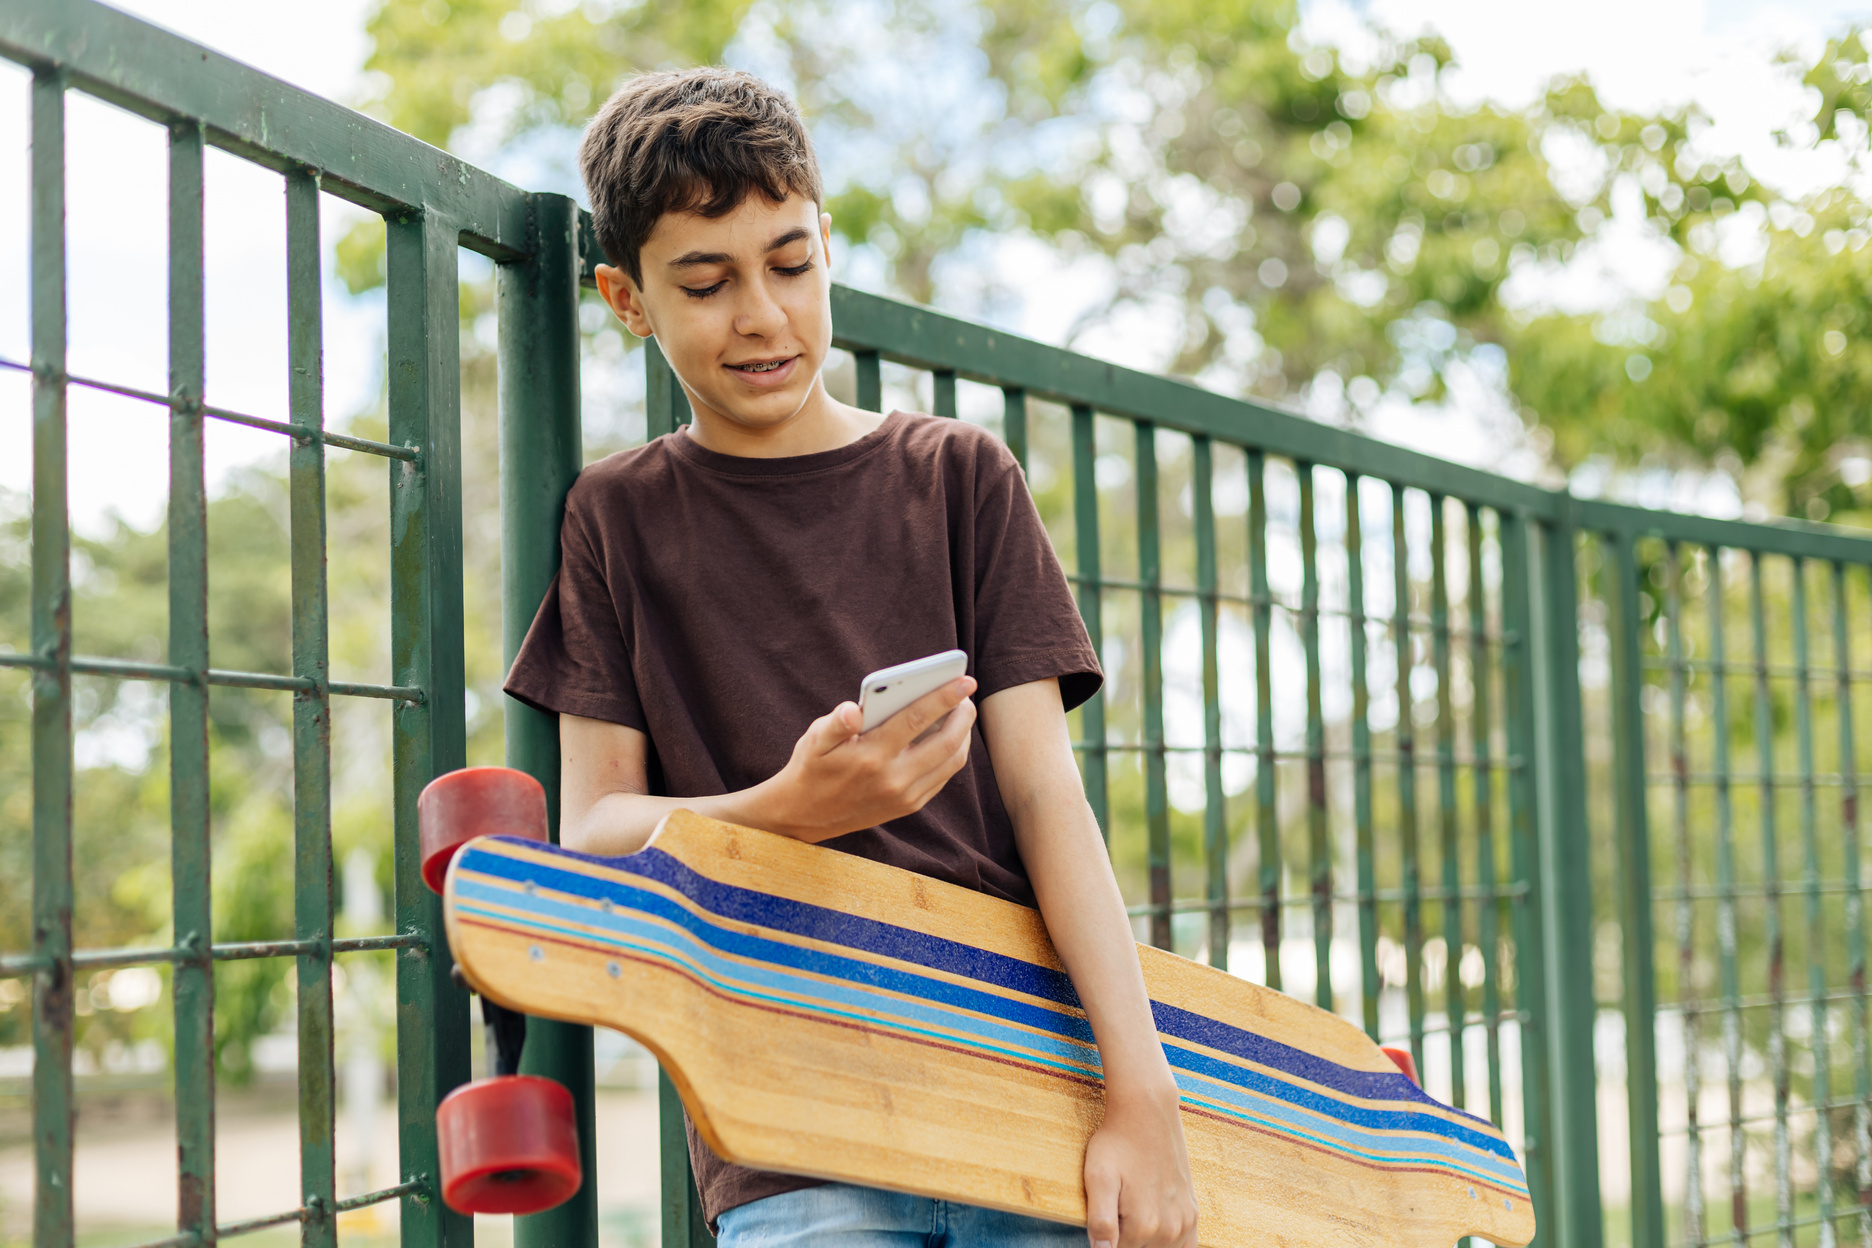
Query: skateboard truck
[[420, 767, 583, 1216]]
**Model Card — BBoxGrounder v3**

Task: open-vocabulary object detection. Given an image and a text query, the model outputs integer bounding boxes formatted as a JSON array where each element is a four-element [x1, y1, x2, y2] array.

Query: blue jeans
[[715, 1182, 1089, 1247]]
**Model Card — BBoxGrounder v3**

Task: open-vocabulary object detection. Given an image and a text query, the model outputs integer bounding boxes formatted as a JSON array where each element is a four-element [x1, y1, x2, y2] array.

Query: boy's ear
[[594, 263, 653, 339]]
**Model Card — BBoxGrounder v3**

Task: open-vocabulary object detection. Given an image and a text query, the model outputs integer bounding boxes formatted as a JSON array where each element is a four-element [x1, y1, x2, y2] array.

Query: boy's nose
[[734, 284, 788, 337]]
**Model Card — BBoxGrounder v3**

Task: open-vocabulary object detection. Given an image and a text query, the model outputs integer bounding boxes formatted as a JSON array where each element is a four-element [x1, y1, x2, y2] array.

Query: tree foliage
[[348, 0, 1872, 519]]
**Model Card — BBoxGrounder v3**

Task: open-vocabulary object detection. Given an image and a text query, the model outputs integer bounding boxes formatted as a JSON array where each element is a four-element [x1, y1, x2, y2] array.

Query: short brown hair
[[579, 68, 824, 285]]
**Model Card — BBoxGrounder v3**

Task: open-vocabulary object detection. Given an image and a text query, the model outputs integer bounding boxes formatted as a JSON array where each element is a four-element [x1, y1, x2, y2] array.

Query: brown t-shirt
[[503, 410, 1101, 1225]]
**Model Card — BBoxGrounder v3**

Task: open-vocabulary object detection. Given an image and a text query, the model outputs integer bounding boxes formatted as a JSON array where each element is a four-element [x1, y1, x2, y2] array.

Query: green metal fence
[[4, 5, 1872, 1248]]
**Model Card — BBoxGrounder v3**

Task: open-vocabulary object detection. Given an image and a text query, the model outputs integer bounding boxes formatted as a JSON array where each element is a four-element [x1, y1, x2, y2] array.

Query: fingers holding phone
[[759, 651, 977, 842]]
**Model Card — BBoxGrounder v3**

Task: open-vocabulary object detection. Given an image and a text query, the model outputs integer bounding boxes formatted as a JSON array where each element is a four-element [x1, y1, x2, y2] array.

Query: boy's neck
[[682, 376, 885, 459]]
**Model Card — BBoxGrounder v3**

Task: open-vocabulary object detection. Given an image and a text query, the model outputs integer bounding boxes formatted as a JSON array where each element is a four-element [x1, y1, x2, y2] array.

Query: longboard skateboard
[[443, 808, 1535, 1247]]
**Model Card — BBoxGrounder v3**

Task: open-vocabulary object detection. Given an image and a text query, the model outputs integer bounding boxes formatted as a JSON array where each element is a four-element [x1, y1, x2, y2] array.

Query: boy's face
[[595, 193, 835, 436]]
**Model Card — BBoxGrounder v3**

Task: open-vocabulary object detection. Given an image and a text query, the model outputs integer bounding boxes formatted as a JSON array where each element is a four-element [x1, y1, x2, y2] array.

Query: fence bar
[[1792, 559, 1833, 1247], [1532, 502, 1603, 1248], [502, 193, 602, 1248], [932, 368, 956, 418], [386, 209, 472, 1248], [1394, 484, 1424, 1072], [1751, 554, 1792, 1248], [1667, 544, 1705, 1247], [855, 349, 881, 413], [1071, 406, 1108, 839], [1606, 530, 1662, 1248], [0, 357, 419, 460], [1349, 478, 1379, 1038], [29, 64, 74, 1248], [1834, 561, 1871, 1248], [167, 117, 217, 1245], [285, 168, 338, 1248], [1500, 510, 1554, 1241], [1300, 465, 1330, 1010], [1467, 504, 1503, 1125], [1431, 497, 1465, 1108], [1137, 422, 1170, 950], [659, 1060, 712, 1248], [1003, 386, 1028, 475], [647, 338, 693, 435], [1710, 546, 1747, 1243], [0, 653, 419, 700], [0, 935, 422, 976], [824, 287, 1556, 518], [1192, 436, 1228, 968], [1250, 452, 1279, 991]]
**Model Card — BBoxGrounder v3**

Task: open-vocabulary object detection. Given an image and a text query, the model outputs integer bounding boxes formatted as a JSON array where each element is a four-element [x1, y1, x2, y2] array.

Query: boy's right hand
[[752, 676, 977, 842]]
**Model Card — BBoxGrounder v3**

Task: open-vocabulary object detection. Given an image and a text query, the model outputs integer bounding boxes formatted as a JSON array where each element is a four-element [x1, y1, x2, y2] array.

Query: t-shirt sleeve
[[968, 443, 1103, 712], [503, 503, 648, 730]]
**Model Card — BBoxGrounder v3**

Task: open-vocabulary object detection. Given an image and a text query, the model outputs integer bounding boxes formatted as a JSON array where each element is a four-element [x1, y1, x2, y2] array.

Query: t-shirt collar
[[667, 411, 906, 477]]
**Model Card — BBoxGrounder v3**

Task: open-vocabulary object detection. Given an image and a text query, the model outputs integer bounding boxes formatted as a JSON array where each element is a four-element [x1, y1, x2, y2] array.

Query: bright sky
[[1372, 0, 1871, 196], [2, 0, 1867, 531]]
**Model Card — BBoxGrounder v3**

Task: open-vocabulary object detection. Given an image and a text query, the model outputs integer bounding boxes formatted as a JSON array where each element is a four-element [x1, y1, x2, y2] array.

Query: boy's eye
[[774, 260, 813, 277], [682, 280, 727, 299]]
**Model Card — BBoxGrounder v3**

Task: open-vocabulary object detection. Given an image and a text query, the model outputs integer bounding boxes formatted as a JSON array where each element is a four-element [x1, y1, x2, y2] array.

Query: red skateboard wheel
[[1380, 1045, 1420, 1086], [436, 1075, 582, 1215], [419, 766, 548, 895]]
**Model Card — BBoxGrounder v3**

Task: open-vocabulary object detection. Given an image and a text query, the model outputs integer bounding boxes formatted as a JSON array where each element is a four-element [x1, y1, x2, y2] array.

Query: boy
[[504, 67, 1197, 1248]]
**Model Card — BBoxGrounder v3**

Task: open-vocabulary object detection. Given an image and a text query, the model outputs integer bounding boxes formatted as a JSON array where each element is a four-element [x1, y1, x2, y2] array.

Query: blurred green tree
[[346, 0, 1872, 519]]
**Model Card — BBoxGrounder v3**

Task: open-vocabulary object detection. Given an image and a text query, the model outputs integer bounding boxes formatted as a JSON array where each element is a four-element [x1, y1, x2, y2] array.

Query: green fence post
[[1072, 405, 1109, 840], [1003, 387, 1028, 475], [1192, 436, 1229, 969], [1393, 483, 1423, 1072], [1430, 497, 1464, 1108], [1663, 544, 1703, 1247], [932, 368, 957, 418], [1299, 465, 1330, 1010], [1605, 528, 1662, 1248], [1137, 422, 1170, 950], [501, 192, 600, 1248], [1706, 545, 1747, 1243], [1749, 554, 1793, 1243], [1250, 453, 1279, 991], [646, 337, 692, 436], [1834, 561, 1870, 1248], [168, 115, 217, 1246], [1500, 510, 1553, 1245], [1791, 559, 1832, 1244], [286, 167, 339, 1248], [640, 331, 718, 1248], [1467, 504, 1504, 1126], [659, 1070, 715, 1248], [387, 209, 474, 1248], [29, 63, 75, 1248], [855, 349, 881, 414], [1530, 500, 1603, 1248], [1348, 477, 1379, 1040]]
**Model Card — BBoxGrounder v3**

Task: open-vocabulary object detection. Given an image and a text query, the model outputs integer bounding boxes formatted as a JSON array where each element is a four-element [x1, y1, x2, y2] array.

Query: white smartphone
[[858, 649, 969, 733]]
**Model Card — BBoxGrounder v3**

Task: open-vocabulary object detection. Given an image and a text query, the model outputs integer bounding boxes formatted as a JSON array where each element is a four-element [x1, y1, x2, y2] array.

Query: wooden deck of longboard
[[443, 810, 1535, 1247]]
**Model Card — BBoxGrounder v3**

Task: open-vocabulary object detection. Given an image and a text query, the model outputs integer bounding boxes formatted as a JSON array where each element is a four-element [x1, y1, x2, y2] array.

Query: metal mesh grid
[[8, 7, 1872, 1248], [1594, 538, 1872, 1248]]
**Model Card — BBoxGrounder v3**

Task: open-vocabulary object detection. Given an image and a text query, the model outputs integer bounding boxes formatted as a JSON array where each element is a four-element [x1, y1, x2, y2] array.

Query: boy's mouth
[[725, 355, 799, 385]]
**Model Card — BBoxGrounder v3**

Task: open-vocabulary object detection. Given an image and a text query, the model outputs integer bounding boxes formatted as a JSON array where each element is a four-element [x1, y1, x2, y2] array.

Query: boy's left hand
[[1082, 1084, 1198, 1248]]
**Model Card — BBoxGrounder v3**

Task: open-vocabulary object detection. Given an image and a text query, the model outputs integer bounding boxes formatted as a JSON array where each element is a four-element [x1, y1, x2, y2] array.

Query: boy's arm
[[979, 678, 1198, 1248], [557, 675, 978, 856]]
